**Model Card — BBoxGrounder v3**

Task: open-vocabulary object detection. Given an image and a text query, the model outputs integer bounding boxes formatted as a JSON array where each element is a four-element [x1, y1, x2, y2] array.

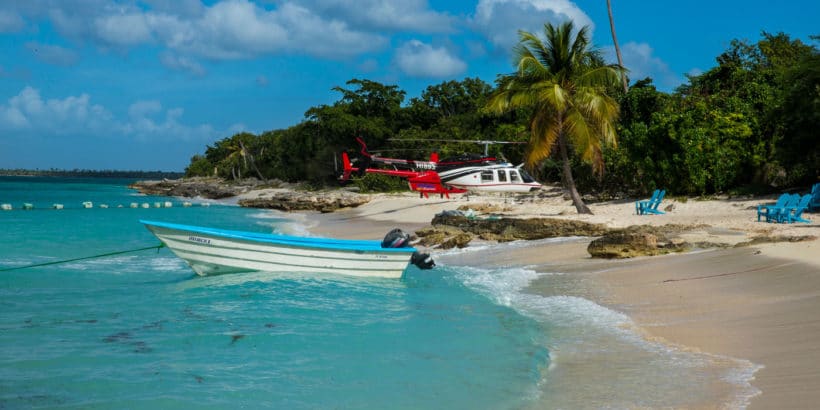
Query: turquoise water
[[0, 177, 544, 409], [0, 177, 761, 408]]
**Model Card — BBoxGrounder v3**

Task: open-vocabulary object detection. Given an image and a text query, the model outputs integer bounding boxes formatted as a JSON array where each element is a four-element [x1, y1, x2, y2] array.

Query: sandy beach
[[299, 188, 820, 408]]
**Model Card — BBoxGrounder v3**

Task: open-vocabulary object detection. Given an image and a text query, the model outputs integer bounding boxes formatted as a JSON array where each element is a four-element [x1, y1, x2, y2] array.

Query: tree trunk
[[558, 133, 593, 214], [239, 140, 266, 181], [607, 0, 629, 93]]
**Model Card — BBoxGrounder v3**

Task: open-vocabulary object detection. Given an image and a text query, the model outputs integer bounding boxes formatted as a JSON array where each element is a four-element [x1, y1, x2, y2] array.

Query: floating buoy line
[[0, 201, 212, 211], [0, 244, 166, 272]]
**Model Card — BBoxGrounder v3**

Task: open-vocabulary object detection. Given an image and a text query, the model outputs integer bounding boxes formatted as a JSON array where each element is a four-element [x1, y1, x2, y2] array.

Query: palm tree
[[485, 21, 623, 214], [607, 0, 629, 92]]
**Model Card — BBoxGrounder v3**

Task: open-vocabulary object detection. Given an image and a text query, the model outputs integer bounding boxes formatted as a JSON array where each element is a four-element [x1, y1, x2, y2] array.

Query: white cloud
[[687, 67, 703, 78], [618, 42, 682, 89], [0, 86, 109, 134], [0, 9, 25, 32], [159, 51, 206, 76], [94, 12, 154, 47], [273, 2, 386, 58], [295, 0, 454, 33], [358, 58, 379, 73], [394, 40, 466, 78], [0, 86, 224, 142], [128, 100, 162, 120], [471, 0, 594, 52], [15, 0, 388, 61], [25, 42, 80, 66], [140, 0, 205, 17]]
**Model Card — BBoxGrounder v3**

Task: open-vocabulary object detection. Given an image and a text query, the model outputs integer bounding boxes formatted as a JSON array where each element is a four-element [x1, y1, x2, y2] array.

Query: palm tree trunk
[[239, 140, 266, 181], [558, 133, 592, 214], [607, 0, 628, 93]]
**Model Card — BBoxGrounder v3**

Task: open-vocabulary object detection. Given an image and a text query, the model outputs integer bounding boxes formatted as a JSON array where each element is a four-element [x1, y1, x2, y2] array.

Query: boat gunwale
[[140, 220, 417, 253]]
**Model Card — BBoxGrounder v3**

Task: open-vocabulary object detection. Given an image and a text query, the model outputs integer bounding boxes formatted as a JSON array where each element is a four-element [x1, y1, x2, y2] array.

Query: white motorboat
[[141, 220, 433, 278]]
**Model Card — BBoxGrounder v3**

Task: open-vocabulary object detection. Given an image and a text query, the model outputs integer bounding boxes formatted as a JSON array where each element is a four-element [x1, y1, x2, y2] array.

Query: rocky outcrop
[[734, 235, 817, 247], [430, 213, 608, 240], [587, 226, 817, 259], [238, 191, 370, 213], [130, 178, 369, 212], [587, 225, 691, 259], [129, 178, 257, 199], [415, 213, 608, 248]]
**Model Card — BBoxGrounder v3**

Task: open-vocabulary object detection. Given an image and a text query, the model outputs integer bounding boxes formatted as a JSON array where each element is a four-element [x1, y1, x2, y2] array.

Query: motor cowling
[[382, 229, 435, 270], [411, 251, 435, 270], [381, 228, 411, 248]]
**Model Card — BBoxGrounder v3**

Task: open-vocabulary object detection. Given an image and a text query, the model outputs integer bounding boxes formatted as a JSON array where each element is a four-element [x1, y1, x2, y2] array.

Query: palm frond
[[527, 112, 559, 166]]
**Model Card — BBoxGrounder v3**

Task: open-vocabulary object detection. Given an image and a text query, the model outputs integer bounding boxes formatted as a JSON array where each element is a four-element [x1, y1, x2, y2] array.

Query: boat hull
[[141, 220, 416, 278]]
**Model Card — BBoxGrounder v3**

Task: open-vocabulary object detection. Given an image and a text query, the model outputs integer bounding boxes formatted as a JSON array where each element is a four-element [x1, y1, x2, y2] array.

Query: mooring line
[[0, 243, 165, 272]]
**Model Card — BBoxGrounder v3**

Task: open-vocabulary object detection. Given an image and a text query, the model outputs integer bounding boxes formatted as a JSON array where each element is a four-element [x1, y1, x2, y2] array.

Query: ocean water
[[0, 177, 760, 409]]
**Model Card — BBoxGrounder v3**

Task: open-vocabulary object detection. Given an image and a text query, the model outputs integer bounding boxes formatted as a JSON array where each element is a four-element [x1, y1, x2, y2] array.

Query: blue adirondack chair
[[771, 194, 801, 223], [644, 190, 666, 214], [636, 190, 660, 215], [786, 194, 812, 223], [637, 189, 666, 215], [757, 193, 790, 222], [809, 183, 820, 212]]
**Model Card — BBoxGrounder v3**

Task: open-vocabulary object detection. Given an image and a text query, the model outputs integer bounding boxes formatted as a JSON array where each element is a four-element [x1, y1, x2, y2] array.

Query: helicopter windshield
[[519, 168, 536, 183]]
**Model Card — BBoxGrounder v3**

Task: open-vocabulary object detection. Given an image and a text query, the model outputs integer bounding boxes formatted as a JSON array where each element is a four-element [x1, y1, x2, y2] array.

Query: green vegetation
[[185, 29, 819, 201]]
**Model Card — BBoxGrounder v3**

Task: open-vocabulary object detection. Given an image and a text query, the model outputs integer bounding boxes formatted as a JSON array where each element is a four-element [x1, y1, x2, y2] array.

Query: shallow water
[[0, 177, 759, 408]]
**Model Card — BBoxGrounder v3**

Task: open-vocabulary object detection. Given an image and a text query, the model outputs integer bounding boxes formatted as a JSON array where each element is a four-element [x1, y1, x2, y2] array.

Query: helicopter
[[339, 137, 542, 198]]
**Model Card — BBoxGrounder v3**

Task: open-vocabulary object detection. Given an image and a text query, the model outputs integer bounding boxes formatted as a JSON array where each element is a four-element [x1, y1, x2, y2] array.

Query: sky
[[0, 0, 817, 171]]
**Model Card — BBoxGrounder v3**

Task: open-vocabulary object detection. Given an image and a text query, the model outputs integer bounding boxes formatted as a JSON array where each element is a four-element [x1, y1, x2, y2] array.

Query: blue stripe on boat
[[139, 220, 416, 253]]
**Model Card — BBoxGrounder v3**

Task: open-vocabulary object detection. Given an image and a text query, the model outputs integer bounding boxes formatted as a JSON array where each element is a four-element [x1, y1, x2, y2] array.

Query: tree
[[606, 0, 628, 93], [485, 21, 623, 214]]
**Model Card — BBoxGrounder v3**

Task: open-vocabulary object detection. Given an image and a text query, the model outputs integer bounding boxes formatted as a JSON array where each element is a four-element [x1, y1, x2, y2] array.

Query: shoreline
[[302, 190, 820, 408]]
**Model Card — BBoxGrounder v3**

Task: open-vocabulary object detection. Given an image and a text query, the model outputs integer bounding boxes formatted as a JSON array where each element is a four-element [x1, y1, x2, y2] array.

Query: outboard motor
[[411, 251, 435, 270], [382, 229, 435, 270], [381, 228, 411, 248]]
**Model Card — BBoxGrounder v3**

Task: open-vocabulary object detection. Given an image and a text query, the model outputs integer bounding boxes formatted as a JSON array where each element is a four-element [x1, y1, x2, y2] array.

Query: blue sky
[[0, 0, 817, 171]]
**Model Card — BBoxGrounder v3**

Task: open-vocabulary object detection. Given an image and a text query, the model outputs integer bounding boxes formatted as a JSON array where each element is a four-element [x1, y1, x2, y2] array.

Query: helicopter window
[[481, 170, 494, 183], [509, 170, 521, 182], [497, 170, 507, 182]]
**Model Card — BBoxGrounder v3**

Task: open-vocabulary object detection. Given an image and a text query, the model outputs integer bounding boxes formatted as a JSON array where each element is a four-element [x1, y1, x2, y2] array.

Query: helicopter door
[[497, 170, 507, 183], [509, 170, 521, 183]]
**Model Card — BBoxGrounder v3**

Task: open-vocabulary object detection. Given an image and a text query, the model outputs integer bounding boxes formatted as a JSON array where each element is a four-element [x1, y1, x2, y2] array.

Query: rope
[[0, 243, 166, 272]]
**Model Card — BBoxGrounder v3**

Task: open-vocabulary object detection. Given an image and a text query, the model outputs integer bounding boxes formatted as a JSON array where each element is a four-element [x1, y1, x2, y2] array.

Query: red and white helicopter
[[339, 137, 542, 198]]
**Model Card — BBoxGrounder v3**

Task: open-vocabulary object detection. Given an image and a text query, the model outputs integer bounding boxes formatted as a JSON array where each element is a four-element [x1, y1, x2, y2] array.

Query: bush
[[352, 173, 408, 193]]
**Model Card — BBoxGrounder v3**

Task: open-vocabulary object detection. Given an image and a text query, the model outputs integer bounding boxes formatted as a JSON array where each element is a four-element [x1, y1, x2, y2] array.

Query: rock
[[587, 225, 690, 259], [734, 235, 817, 247], [417, 232, 449, 247], [664, 203, 675, 212], [130, 178, 250, 199], [439, 233, 474, 249], [415, 213, 607, 248], [238, 191, 370, 212], [430, 213, 608, 239]]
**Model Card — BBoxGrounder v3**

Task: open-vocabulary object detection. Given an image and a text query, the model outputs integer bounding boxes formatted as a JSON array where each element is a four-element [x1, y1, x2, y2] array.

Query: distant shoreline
[[0, 170, 184, 179]]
